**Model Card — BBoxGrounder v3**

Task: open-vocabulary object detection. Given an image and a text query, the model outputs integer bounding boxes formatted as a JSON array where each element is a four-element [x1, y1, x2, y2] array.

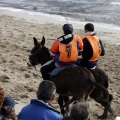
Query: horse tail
[[91, 78, 109, 100], [82, 67, 109, 100], [104, 77, 109, 88]]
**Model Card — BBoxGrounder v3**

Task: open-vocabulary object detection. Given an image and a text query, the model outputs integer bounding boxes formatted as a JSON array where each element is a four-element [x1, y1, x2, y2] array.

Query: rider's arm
[[99, 40, 105, 56], [75, 35, 84, 55], [50, 39, 59, 57]]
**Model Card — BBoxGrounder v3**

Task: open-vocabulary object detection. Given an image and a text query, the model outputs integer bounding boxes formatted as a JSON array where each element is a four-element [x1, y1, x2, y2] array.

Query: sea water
[[0, 0, 120, 30]]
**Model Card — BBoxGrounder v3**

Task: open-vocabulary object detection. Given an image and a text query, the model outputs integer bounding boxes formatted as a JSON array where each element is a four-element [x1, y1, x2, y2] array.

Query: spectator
[[0, 87, 4, 108], [1, 106, 17, 120], [0, 87, 5, 120], [2, 96, 15, 108], [0, 109, 6, 120], [18, 80, 62, 120], [63, 102, 90, 120], [0, 87, 17, 120], [62, 116, 74, 120]]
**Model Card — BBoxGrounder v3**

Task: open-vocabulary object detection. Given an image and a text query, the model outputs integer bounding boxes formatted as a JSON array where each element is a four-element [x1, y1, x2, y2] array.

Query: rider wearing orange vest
[[76, 23, 105, 70], [40, 24, 83, 80], [50, 27, 83, 66]]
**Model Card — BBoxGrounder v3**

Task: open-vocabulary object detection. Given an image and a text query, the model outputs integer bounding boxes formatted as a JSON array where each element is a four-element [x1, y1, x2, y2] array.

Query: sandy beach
[[0, 8, 120, 120]]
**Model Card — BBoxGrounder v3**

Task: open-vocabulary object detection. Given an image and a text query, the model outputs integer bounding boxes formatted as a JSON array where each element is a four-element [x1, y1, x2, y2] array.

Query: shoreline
[[1, 7, 120, 31], [0, 7, 120, 46]]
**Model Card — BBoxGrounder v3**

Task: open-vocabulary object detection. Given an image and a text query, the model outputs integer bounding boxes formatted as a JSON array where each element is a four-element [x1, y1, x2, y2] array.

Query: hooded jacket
[[50, 34, 83, 66]]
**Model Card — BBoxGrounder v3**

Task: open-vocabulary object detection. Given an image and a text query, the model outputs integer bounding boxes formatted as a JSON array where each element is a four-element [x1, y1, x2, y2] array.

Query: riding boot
[[40, 61, 56, 80]]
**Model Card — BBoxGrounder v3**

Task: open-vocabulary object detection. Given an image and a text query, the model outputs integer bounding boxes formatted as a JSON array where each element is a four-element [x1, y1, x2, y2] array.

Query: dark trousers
[[40, 61, 56, 80], [76, 58, 97, 70]]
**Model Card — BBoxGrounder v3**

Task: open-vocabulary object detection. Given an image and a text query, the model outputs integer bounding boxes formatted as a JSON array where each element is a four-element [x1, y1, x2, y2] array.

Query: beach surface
[[0, 8, 120, 119]]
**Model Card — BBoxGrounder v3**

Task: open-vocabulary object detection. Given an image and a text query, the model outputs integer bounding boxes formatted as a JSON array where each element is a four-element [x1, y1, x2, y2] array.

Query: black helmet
[[62, 24, 73, 34]]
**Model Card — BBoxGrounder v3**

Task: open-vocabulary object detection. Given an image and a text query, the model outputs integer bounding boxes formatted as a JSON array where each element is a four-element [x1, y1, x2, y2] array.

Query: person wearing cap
[[18, 80, 62, 120], [2, 96, 15, 108], [76, 23, 105, 70], [40, 24, 83, 80], [1, 96, 17, 119], [0, 87, 17, 120]]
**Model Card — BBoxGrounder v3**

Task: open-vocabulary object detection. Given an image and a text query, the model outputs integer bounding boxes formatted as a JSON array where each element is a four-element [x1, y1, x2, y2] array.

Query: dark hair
[[84, 23, 94, 32], [37, 80, 56, 101], [62, 24, 73, 34], [62, 116, 74, 120], [70, 102, 90, 120]]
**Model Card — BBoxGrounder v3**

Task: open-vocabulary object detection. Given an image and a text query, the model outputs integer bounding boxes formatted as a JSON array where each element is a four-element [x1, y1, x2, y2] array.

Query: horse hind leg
[[58, 95, 71, 116], [93, 97, 112, 119], [58, 95, 65, 116], [63, 96, 70, 113], [84, 85, 95, 101], [108, 94, 114, 114], [108, 94, 113, 103], [61, 97, 76, 116]]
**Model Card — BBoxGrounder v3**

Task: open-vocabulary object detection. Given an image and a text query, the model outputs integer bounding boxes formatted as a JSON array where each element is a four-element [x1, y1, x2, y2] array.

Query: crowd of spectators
[[0, 81, 90, 120]]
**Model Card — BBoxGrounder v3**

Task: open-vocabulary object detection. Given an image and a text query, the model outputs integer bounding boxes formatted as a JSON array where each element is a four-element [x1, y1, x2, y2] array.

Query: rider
[[76, 23, 105, 70], [40, 24, 83, 80]]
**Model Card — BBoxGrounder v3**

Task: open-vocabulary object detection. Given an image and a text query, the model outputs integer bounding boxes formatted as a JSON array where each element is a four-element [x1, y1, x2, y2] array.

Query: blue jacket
[[18, 99, 63, 120]]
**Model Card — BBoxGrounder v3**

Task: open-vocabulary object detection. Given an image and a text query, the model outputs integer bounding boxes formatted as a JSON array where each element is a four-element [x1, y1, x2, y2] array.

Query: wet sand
[[1, 0, 120, 27]]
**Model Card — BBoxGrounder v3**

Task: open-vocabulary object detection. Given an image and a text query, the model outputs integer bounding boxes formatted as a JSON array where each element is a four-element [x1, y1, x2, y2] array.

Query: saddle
[[50, 65, 76, 76], [50, 65, 96, 76]]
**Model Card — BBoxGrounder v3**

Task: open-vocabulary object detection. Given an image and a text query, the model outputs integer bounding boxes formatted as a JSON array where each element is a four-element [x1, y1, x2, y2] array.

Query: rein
[[33, 66, 42, 78]]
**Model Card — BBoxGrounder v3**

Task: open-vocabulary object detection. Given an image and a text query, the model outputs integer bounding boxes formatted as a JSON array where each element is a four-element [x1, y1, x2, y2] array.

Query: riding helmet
[[62, 24, 73, 34]]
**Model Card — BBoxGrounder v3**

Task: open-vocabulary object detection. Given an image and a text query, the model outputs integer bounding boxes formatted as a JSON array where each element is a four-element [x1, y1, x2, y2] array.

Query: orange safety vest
[[82, 36, 102, 61], [58, 37, 78, 62]]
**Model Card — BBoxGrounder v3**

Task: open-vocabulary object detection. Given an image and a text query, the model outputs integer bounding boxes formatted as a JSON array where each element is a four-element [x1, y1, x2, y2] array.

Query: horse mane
[[42, 46, 52, 61]]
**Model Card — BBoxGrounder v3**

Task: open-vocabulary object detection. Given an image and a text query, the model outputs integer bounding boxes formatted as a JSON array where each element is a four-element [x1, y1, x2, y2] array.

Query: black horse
[[27, 36, 113, 119]]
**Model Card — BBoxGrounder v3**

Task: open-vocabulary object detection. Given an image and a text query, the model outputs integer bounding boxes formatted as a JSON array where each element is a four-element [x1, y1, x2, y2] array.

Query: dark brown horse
[[27, 36, 113, 119]]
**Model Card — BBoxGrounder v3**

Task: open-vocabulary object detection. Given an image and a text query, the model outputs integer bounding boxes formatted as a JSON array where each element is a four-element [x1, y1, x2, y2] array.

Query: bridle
[[29, 51, 46, 78], [29, 45, 52, 78], [31, 45, 49, 64]]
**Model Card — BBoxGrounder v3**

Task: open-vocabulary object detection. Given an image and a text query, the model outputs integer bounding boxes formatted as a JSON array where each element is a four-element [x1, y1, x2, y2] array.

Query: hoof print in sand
[[0, 75, 10, 83]]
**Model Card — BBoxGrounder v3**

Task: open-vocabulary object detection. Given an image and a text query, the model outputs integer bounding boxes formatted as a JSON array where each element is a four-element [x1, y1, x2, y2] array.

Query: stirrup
[[90, 66, 96, 70]]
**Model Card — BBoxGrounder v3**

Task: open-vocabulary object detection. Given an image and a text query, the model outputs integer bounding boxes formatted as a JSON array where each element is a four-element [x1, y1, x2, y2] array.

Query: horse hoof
[[98, 115, 107, 119], [61, 109, 66, 117]]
